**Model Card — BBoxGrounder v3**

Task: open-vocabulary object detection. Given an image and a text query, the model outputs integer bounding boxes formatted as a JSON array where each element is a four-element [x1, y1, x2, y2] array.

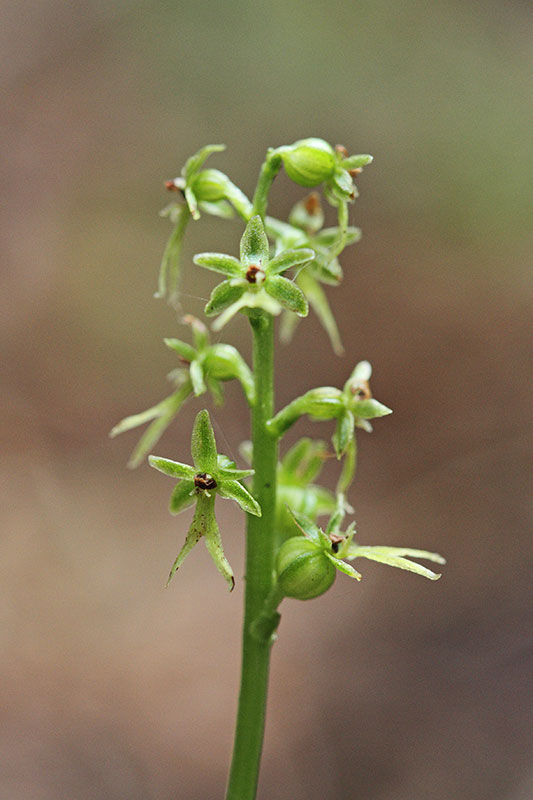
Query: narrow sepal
[[325, 553, 362, 580], [297, 270, 344, 355], [190, 359, 207, 396], [110, 402, 165, 438], [165, 518, 204, 586], [202, 506, 235, 591], [313, 226, 362, 248], [268, 248, 315, 276], [287, 507, 327, 547], [218, 480, 261, 516], [198, 199, 234, 219], [117, 384, 192, 470], [332, 169, 354, 197], [182, 144, 226, 180], [352, 398, 393, 419], [184, 186, 199, 220], [169, 480, 196, 515], [265, 275, 308, 317], [347, 545, 445, 580], [148, 456, 196, 480], [164, 338, 197, 362], [240, 215, 269, 266], [193, 253, 243, 277], [346, 360, 372, 384], [340, 154, 373, 170], [155, 205, 190, 305], [204, 281, 246, 316], [191, 409, 218, 472], [332, 408, 355, 458], [217, 466, 255, 480]]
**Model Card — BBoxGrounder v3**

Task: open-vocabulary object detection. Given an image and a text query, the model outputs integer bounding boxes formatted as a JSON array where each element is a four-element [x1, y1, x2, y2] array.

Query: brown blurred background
[[2, 1, 532, 798]]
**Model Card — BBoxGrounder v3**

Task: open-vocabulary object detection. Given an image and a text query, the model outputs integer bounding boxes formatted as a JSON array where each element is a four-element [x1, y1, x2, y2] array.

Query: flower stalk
[[111, 138, 444, 800]]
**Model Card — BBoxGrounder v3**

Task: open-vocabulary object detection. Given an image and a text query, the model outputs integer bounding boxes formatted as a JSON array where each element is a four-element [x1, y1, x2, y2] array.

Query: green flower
[[275, 138, 373, 204], [281, 193, 363, 355], [267, 360, 392, 458], [157, 144, 246, 305], [149, 410, 261, 590], [194, 215, 314, 329], [276, 508, 363, 601], [109, 316, 254, 468]]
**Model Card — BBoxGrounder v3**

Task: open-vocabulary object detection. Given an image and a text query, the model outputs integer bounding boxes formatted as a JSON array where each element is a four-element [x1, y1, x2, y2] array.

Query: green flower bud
[[192, 168, 230, 203], [276, 537, 336, 600], [280, 138, 336, 188]]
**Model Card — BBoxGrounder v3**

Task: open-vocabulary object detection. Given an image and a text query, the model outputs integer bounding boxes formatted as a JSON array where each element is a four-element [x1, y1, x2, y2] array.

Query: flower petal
[[205, 281, 246, 317], [325, 553, 362, 580], [191, 409, 218, 472], [240, 215, 269, 267], [169, 480, 196, 515], [148, 456, 196, 480], [265, 275, 308, 317], [193, 253, 243, 277], [218, 480, 261, 516], [268, 248, 315, 276], [347, 545, 445, 580]]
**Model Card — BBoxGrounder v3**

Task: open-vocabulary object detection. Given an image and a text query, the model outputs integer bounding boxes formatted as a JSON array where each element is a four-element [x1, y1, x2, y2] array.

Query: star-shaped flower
[[149, 410, 261, 590], [267, 360, 393, 458], [193, 215, 315, 330], [110, 316, 254, 468]]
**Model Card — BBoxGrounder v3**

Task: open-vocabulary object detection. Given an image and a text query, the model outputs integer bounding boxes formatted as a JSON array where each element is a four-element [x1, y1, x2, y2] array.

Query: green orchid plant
[[112, 137, 445, 800]]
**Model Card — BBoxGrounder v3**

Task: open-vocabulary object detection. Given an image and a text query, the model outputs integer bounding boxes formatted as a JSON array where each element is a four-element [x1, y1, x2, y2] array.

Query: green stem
[[330, 199, 348, 259], [226, 312, 278, 800], [252, 153, 282, 219]]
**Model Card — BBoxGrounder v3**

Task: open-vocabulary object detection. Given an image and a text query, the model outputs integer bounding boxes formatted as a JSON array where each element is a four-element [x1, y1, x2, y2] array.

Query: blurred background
[[2, 1, 532, 798]]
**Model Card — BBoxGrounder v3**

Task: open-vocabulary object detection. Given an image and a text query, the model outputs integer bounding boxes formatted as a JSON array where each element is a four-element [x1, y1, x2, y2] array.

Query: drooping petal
[[203, 504, 235, 591], [325, 553, 362, 581], [191, 409, 218, 472], [297, 270, 344, 356], [218, 480, 261, 516], [169, 480, 196, 515], [112, 383, 192, 470], [346, 545, 445, 580], [155, 204, 190, 306]]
